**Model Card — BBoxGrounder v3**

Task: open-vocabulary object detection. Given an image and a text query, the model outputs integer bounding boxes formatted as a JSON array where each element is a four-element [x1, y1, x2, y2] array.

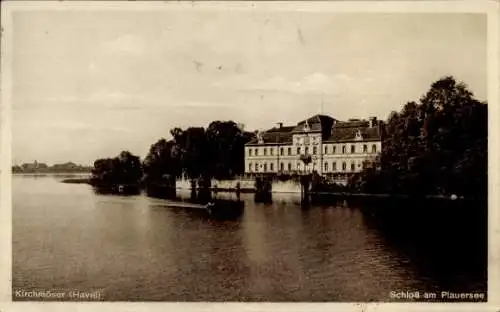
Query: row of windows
[[248, 144, 378, 156], [248, 161, 362, 172]]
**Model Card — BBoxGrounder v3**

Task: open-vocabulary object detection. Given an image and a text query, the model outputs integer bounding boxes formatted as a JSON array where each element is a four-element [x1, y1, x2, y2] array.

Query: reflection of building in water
[[244, 114, 382, 183]]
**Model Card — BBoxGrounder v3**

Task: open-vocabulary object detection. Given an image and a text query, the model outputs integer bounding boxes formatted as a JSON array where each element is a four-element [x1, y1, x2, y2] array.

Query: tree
[[169, 127, 207, 180], [91, 150, 142, 185], [142, 139, 179, 185], [350, 76, 487, 198], [205, 121, 252, 179], [143, 120, 253, 186]]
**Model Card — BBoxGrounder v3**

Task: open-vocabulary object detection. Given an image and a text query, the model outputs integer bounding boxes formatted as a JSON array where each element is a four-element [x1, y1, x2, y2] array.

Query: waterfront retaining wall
[[175, 178, 302, 193]]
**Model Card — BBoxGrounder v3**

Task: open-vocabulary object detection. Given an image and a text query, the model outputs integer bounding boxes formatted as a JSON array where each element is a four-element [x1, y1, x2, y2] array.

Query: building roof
[[245, 114, 381, 145], [325, 121, 382, 142], [246, 126, 294, 145], [291, 114, 336, 134]]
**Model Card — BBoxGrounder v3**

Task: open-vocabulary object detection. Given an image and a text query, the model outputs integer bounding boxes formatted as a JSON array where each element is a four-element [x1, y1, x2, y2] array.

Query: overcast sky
[[11, 9, 486, 165]]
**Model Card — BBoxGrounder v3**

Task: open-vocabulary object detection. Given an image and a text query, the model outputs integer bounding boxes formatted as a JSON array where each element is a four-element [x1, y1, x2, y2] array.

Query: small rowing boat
[[163, 201, 215, 211]]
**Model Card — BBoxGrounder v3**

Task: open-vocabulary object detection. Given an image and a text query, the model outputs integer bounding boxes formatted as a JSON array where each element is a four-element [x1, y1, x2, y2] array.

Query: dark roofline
[[323, 138, 382, 143], [245, 142, 292, 146]]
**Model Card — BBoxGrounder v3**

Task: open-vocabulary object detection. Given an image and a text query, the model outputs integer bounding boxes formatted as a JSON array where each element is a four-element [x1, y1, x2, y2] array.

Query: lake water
[[12, 174, 487, 301]]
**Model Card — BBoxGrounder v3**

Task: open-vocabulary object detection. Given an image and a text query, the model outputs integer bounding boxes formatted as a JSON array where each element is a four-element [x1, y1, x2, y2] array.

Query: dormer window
[[355, 130, 363, 141], [257, 132, 264, 144], [303, 121, 310, 132]]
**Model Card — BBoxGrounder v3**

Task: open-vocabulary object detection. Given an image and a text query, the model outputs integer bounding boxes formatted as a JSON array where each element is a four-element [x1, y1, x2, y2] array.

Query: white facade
[[244, 116, 382, 179], [245, 141, 381, 175]]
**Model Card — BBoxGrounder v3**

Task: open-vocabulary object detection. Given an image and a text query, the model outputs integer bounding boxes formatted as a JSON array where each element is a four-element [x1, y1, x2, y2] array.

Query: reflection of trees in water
[[355, 198, 487, 295]]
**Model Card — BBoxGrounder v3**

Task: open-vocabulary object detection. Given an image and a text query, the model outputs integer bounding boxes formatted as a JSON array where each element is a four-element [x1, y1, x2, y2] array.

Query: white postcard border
[[1, 1, 498, 311]]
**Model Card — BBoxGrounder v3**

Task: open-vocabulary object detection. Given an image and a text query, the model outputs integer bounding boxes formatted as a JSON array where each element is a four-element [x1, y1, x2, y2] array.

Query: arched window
[[270, 163, 274, 171], [255, 148, 259, 156], [342, 145, 346, 154], [342, 162, 347, 171], [288, 163, 292, 171], [351, 162, 355, 171], [324, 162, 328, 172], [332, 162, 337, 172], [363, 144, 367, 153], [372, 144, 377, 153], [263, 163, 267, 172], [333, 145, 336, 154], [280, 147, 284, 156], [324, 146, 328, 154], [280, 163, 284, 171], [254, 163, 259, 172]]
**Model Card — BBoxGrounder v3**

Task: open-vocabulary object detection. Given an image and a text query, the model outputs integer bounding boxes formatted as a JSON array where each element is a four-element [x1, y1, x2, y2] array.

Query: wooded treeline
[[91, 121, 254, 186], [91, 76, 487, 198], [348, 76, 487, 198]]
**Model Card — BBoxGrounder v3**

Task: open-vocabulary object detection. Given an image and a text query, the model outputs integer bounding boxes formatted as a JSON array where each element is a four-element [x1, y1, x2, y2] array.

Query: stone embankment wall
[[175, 179, 302, 193]]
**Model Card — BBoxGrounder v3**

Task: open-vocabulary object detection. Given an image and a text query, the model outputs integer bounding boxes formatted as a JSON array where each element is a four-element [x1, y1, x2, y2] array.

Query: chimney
[[369, 117, 377, 128]]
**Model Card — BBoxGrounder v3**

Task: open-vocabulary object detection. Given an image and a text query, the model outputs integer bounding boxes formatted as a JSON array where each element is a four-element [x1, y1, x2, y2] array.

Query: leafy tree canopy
[[349, 76, 487, 198]]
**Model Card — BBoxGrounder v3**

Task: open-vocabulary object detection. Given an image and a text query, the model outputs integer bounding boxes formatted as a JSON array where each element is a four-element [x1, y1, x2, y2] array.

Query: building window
[[363, 144, 368, 153], [255, 148, 259, 156], [324, 146, 328, 154], [351, 163, 355, 171], [333, 146, 336, 154], [297, 147, 300, 155], [264, 148, 267, 156], [342, 145, 346, 154], [351, 145, 355, 154], [324, 162, 328, 172], [263, 163, 267, 172], [249, 163, 252, 172], [288, 147, 291, 155], [313, 146, 317, 155], [372, 144, 377, 153], [270, 163, 274, 171], [270, 148, 273, 156], [288, 163, 292, 171], [305, 147, 309, 154], [332, 162, 337, 172], [254, 163, 258, 172], [280, 163, 284, 171], [249, 149, 252, 156], [280, 147, 284, 156], [342, 162, 347, 171]]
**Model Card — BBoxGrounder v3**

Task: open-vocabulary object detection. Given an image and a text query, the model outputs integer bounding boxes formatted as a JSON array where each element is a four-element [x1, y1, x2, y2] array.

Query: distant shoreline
[[13, 172, 91, 175]]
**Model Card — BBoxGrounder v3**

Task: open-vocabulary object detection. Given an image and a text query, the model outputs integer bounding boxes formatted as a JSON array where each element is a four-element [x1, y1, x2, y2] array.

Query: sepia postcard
[[0, 1, 499, 311]]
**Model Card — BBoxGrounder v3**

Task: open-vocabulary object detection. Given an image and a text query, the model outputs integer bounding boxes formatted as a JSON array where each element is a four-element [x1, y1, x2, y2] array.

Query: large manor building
[[244, 114, 382, 182]]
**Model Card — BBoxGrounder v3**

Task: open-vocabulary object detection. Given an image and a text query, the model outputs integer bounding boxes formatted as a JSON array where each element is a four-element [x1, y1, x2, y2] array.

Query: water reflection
[[12, 175, 486, 301]]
